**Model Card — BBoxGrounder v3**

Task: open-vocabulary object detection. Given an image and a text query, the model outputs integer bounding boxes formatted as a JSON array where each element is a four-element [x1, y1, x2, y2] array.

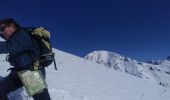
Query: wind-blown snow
[[0, 49, 169, 100]]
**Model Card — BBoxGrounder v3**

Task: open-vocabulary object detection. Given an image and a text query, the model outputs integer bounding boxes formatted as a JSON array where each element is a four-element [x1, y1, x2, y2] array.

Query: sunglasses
[[0, 26, 6, 33]]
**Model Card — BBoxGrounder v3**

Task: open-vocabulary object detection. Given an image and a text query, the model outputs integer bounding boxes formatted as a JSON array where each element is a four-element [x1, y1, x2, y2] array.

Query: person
[[0, 18, 51, 100]]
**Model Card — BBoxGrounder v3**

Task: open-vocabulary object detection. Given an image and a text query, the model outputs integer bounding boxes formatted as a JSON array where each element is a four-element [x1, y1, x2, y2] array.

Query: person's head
[[0, 18, 20, 39]]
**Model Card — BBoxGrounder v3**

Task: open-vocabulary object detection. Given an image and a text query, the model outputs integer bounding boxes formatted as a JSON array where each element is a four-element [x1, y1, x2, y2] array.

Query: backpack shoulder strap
[[21, 27, 36, 32]]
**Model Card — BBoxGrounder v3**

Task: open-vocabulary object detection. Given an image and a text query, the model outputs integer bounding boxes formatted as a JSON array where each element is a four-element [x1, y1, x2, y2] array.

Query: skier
[[0, 18, 51, 100]]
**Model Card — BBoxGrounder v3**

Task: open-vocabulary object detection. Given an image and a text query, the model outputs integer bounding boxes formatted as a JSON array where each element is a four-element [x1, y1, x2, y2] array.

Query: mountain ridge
[[85, 50, 170, 87]]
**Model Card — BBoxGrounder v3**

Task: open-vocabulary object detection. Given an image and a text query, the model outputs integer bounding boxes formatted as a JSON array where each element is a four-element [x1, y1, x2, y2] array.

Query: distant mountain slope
[[85, 51, 170, 87]]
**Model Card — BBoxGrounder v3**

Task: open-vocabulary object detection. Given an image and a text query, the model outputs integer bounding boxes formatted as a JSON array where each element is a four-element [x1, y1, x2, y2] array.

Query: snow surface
[[0, 49, 169, 100]]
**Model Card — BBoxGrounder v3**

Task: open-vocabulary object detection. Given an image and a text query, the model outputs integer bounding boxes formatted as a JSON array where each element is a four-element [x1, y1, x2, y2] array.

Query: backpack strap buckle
[[31, 60, 41, 71]]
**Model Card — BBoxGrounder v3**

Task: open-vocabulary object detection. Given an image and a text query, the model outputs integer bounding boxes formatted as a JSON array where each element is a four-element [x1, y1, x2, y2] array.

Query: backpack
[[24, 27, 57, 70]]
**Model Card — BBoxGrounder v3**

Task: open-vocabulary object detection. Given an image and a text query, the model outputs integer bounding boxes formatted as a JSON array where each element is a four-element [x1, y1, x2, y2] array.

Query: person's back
[[0, 18, 51, 100]]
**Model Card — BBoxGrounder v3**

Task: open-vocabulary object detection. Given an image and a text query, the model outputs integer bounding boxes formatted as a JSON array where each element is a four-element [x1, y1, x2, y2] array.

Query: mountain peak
[[85, 50, 124, 62], [85, 50, 170, 87]]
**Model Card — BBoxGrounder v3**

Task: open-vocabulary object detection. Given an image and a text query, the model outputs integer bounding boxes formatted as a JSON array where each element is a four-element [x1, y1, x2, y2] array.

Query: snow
[[0, 49, 169, 100]]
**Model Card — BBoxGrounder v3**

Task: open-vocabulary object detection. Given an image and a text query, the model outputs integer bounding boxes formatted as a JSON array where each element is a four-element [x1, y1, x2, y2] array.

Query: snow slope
[[0, 49, 169, 100]]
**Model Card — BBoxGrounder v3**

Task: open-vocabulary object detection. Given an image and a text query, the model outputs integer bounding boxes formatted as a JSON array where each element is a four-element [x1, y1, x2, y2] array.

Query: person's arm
[[0, 30, 34, 54], [0, 41, 9, 54]]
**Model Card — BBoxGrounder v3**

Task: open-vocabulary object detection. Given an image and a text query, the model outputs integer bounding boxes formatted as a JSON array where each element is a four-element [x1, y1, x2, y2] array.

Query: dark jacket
[[0, 29, 38, 69]]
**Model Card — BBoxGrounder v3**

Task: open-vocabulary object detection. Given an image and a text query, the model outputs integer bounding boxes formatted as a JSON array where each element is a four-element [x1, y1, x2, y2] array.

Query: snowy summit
[[85, 50, 170, 87]]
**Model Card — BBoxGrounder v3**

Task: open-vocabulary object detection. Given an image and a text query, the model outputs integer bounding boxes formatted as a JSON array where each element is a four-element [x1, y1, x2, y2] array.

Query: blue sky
[[0, 0, 170, 61]]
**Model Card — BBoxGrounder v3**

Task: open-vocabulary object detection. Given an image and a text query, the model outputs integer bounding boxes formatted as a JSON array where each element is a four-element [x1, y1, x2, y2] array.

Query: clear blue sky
[[0, 0, 170, 61]]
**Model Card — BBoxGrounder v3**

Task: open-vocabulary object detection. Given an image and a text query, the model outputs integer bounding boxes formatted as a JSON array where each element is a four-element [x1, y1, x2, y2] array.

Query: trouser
[[0, 68, 51, 100]]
